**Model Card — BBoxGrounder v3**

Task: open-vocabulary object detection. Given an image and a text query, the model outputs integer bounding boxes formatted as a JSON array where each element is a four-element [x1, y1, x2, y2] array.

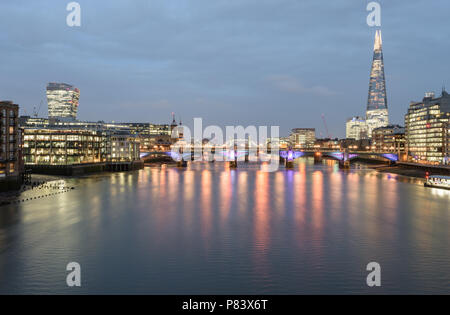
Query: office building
[[290, 128, 315, 149], [46, 83, 80, 121], [346, 116, 368, 140], [372, 125, 405, 154], [23, 127, 108, 165], [366, 30, 389, 136], [108, 132, 140, 162], [404, 90, 450, 164]]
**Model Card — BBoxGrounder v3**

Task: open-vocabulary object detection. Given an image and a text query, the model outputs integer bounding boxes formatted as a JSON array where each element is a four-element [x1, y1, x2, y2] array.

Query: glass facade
[[405, 91, 450, 164], [46, 83, 80, 121], [22, 128, 142, 165], [346, 116, 368, 140], [366, 30, 389, 135], [23, 128, 108, 165]]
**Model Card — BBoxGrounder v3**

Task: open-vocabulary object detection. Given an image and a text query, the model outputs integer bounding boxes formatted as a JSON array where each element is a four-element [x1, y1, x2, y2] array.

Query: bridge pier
[[339, 160, 350, 169], [210, 147, 216, 163], [244, 144, 249, 162], [229, 144, 238, 168], [177, 160, 187, 168], [314, 152, 322, 164], [285, 160, 294, 169], [285, 148, 294, 169]]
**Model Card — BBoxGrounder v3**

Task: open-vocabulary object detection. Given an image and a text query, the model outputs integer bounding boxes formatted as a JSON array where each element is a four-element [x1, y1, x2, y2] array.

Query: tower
[[366, 30, 389, 137], [46, 83, 80, 121]]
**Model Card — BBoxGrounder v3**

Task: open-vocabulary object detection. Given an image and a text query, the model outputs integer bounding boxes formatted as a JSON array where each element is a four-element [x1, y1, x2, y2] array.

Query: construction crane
[[33, 100, 43, 118], [321, 114, 331, 139]]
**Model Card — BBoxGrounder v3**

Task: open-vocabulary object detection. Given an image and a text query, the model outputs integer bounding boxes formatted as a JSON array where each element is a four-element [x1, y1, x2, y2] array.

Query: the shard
[[366, 30, 389, 136]]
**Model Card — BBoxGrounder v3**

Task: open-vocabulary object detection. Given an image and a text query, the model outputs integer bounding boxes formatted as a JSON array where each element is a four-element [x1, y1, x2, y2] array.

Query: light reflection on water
[[0, 159, 449, 294]]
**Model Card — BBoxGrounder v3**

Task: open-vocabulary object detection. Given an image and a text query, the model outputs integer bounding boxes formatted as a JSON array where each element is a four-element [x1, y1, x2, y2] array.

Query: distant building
[[140, 134, 173, 152], [266, 137, 290, 150], [0, 101, 23, 190], [339, 138, 371, 152], [346, 117, 368, 140], [19, 116, 49, 127], [366, 30, 389, 136], [46, 83, 80, 121], [313, 138, 340, 151], [372, 125, 405, 155], [405, 90, 450, 164], [290, 128, 315, 149]]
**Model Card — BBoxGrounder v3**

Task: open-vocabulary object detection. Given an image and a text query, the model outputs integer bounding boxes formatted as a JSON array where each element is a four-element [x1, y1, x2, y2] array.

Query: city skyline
[[1, 1, 450, 138], [1, 1, 449, 297]]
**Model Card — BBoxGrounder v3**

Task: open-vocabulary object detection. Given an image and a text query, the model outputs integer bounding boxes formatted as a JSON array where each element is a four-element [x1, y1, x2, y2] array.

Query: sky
[[0, 0, 449, 137]]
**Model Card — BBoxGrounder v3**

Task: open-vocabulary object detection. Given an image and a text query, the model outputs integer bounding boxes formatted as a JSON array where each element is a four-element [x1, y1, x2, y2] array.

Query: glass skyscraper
[[46, 83, 80, 121], [366, 30, 389, 136]]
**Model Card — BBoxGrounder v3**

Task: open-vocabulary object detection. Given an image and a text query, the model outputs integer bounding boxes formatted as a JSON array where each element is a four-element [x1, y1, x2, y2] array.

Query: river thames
[[0, 159, 449, 294]]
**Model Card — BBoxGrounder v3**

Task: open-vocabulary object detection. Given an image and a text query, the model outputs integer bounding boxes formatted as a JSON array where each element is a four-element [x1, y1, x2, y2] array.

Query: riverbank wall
[[26, 161, 144, 176], [0, 176, 23, 191], [372, 162, 450, 178]]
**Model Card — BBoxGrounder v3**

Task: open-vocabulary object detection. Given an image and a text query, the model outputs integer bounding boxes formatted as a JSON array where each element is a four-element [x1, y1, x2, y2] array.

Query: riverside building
[[0, 101, 23, 190], [372, 125, 405, 155], [405, 90, 450, 164]]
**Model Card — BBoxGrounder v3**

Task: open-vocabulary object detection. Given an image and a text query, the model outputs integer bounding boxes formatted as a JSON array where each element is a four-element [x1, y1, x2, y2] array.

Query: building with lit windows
[[366, 30, 389, 136], [445, 122, 450, 165], [0, 101, 23, 190], [372, 125, 405, 154], [23, 127, 141, 165], [346, 116, 368, 140], [405, 90, 450, 164], [290, 128, 315, 149], [20, 116, 172, 136], [46, 83, 80, 121], [339, 138, 371, 152], [23, 128, 108, 165], [314, 138, 340, 151], [108, 132, 140, 162]]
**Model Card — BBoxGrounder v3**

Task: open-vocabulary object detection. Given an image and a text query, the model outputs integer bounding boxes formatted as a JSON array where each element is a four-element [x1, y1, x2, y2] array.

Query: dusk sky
[[1, 0, 449, 137]]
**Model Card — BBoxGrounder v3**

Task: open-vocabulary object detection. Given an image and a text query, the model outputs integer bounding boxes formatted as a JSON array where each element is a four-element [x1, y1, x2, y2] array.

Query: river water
[[0, 159, 449, 294]]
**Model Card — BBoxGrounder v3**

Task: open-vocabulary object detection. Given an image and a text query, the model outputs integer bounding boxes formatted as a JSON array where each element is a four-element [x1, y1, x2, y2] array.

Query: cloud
[[266, 75, 337, 96], [1, 0, 450, 137]]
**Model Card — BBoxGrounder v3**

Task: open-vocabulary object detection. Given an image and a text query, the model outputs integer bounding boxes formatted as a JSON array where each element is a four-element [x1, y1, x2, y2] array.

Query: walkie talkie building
[[366, 30, 389, 136], [46, 82, 80, 121]]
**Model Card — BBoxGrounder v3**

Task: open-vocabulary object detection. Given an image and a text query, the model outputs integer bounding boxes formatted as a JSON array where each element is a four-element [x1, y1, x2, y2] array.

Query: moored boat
[[424, 175, 450, 190]]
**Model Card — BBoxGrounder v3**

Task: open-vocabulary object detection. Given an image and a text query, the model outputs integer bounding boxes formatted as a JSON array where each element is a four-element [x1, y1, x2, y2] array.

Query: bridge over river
[[141, 147, 399, 169]]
